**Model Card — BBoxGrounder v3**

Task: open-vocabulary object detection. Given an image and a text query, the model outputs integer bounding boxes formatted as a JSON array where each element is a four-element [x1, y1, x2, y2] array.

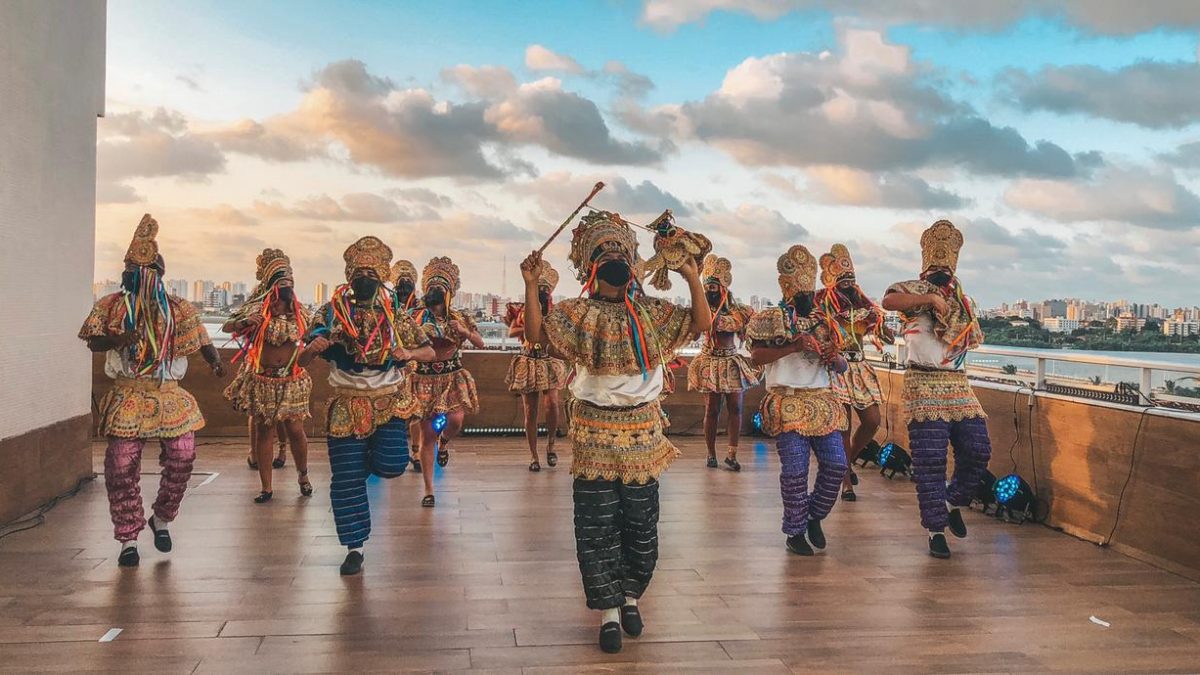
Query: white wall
[[0, 1, 106, 440]]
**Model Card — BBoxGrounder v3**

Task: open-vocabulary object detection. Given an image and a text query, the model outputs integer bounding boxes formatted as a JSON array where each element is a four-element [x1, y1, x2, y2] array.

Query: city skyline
[[96, 2, 1200, 307]]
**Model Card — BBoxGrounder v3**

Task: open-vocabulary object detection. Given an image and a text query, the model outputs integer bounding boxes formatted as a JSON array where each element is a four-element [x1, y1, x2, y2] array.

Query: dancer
[[504, 261, 567, 472], [816, 244, 891, 502], [410, 256, 483, 506], [747, 245, 848, 557], [303, 237, 435, 575], [79, 214, 226, 567], [881, 220, 991, 559], [243, 420, 288, 472], [520, 210, 711, 653], [392, 259, 425, 473], [687, 254, 759, 471], [223, 248, 313, 503]]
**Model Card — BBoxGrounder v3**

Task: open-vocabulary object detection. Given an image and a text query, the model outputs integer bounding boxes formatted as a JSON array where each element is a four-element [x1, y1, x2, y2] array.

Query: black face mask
[[596, 260, 632, 287], [423, 288, 446, 307], [705, 291, 724, 306], [791, 293, 815, 317], [121, 270, 138, 293], [396, 281, 415, 300], [538, 289, 551, 313], [277, 286, 295, 303], [351, 277, 380, 300], [926, 271, 953, 288], [838, 285, 861, 304]]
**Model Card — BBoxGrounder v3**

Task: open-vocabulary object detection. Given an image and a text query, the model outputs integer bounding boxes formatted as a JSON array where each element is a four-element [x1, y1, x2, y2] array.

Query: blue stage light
[[876, 442, 912, 479], [752, 411, 763, 433], [432, 413, 448, 433], [994, 474, 1020, 504], [991, 473, 1036, 524]]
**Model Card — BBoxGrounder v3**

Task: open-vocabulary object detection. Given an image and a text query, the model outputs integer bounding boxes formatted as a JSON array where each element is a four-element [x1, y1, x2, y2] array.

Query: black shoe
[[841, 488, 857, 502], [806, 518, 827, 551], [117, 545, 140, 567], [272, 454, 286, 469], [929, 533, 951, 559], [411, 458, 422, 474], [546, 451, 558, 467], [786, 534, 814, 556], [849, 470, 859, 486], [254, 491, 273, 504], [148, 516, 172, 553], [706, 456, 718, 469], [340, 550, 364, 576], [947, 508, 967, 539], [620, 604, 644, 637], [599, 621, 623, 653], [724, 456, 741, 472]]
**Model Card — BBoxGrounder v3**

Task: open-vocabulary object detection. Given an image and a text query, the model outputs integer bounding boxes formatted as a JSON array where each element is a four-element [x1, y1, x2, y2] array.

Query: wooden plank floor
[[1, 436, 1199, 673]]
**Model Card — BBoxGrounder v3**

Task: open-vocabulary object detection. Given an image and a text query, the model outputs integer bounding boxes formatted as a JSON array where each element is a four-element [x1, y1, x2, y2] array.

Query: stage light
[[432, 413, 447, 433], [971, 469, 998, 515], [751, 411, 764, 434], [855, 439, 881, 467], [992, 473, 1036, 524], [877, 442, 912, 479]]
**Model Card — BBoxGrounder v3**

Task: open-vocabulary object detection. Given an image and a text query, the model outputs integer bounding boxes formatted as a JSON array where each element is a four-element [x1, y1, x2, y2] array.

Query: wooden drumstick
[[537, 181, 605, 254]]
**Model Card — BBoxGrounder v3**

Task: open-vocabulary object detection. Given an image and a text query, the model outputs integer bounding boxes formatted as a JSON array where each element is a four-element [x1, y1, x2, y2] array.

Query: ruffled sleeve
[[746, 307, 788, 345], [170, 296, 211, 357], [642, 296, 694, 353], [394, 312, 431, 349], [78, 294, 123, 340]]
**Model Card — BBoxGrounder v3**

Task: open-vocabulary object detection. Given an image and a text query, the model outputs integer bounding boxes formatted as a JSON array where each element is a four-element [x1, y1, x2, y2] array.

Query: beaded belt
[[416, 356, 463, 375], [115, 376, 179, 391], [704, 346, 739, 357], [330, 383, 402, 399], [521, 344, 550, 358]]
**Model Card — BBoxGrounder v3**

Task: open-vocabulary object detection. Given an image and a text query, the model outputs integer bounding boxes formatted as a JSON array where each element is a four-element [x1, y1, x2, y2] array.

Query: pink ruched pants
[[104, 434, 196, 542]]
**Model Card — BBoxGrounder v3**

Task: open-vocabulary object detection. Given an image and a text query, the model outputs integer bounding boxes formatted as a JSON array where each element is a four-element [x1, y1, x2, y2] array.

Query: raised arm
[[882, 290, 947, 315], [520, 251, 545, 346], [676, 257, 712, 334], [750, 340, 802, 367]]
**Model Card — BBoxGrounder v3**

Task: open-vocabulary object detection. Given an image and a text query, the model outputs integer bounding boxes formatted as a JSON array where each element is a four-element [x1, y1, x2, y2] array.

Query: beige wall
[[0, 1, 106, 522]]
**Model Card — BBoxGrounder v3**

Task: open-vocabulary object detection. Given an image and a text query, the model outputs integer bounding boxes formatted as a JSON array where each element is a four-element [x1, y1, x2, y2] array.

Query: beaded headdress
[[343, 236, 393, 282], [391, 259, 418, 287], [255, 248, 293, 283], [920, 219, 963, 273], [537, 262, 560, 292], [124, 214, 160, 267], [701, 254, 733, 288], [819, 244, 855, 288], [422, 256, 461, 294], [567, 210, 640, 282], [777, 244, 818, 298]]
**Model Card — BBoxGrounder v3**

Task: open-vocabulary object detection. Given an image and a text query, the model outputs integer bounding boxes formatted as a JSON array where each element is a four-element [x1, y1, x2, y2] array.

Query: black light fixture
[[877, 442, 912, 479], [971, 469, 998, 515], [855, 439, 882, 467], [992, 473, 1036, 524]]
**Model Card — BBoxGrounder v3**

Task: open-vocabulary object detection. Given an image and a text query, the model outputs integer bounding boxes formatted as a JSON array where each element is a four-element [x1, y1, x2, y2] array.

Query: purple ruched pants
[[908, 417, 992, 531], [777, 431, 847, 535], [104, 434, 196, 542]]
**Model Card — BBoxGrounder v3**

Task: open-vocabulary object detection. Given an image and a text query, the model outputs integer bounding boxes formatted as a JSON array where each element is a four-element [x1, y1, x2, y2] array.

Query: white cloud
[[525, 44, 585, 74], [1004, 166, 1200, 229]]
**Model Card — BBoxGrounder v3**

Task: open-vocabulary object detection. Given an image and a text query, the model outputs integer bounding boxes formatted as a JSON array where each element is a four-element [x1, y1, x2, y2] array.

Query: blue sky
[[98, 1, 1200, 307]]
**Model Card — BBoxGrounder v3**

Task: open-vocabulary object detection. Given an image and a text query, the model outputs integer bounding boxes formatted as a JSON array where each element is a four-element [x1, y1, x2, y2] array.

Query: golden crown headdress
[[124, 214, 160, 267], [920, 219, 963, 273], [537, 261, 560, 292], [391, 259, 418, 286], [777, 244, 818, 298], [343, 236, 393, 282], [819, 244, 855, 288], [255, 248, 293, 282], [568, 210, 640, 282], [422, 256, 461, 294], [701, 254, 733, 288]]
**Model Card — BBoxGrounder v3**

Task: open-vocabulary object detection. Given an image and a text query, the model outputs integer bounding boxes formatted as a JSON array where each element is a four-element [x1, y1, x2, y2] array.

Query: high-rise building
[[314, 281, 329, 305], [206, 287, 229, 309], [193, 279, 215, 303]]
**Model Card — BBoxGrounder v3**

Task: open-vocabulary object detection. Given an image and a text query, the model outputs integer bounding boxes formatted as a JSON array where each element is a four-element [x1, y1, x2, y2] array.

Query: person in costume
[[687, 254, 759, 471], [79, 214, 227, 567], [881, 220, 990, 560], [410, 257, 484, 506], [504, 261, 568, 472], [391, 259, 426, 473], [222, 248, 314, 503], [816, 244, 892, 502], [302, 237, 436, 575], [747, 245, 848, 557], [520, 211, 711, 654]]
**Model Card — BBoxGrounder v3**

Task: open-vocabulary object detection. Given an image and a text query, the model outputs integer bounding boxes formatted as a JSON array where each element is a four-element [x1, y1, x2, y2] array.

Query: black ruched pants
[[573, 477, 660, 610]]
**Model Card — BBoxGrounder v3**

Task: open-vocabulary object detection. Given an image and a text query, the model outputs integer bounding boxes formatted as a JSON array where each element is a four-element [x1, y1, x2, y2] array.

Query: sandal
[[706, 455, 719, 469], [546, 448, 558, 467], [849, 469, 859, 486], [842, 488, 857, 502], [436, 449, 449, 467], [247, 455, 258, 470], [529, 461, 541, 472], [272, 451, 286, 470], [421, 494, 435, 508], [724, 456, 742, 472], [254, 491, 273, 504], [412, 458, 423, 473], [298, 470, 313, 497]]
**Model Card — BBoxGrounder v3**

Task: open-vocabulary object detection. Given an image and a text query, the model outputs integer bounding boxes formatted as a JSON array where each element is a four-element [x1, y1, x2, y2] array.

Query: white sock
[[602, 608, 620, 624], [121, 541, 137, 552], [625, 597, 638, 607], [929, 529, 944, 539]]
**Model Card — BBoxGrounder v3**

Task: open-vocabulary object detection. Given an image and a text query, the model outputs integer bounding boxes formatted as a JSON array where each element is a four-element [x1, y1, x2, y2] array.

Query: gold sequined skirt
[[411, 359, 480, 416], [759, 387, 847, 437], [97, 377, 205, 440], [832, 359, 883, 410], [506, 353, 568, 394], [224, 367, 312, 424], [901, 368, 986, 425], [326, 381, 423, 439], [687, 349, 760, 393], [567, 399, 679, 484]]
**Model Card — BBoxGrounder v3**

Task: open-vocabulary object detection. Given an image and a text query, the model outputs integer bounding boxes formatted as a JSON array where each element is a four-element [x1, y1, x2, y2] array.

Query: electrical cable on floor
[[0, 474, 96, 541]]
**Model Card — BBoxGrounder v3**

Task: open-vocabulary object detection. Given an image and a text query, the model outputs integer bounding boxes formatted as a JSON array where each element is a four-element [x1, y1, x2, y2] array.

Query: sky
[[97, 0, 1200, 307]]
